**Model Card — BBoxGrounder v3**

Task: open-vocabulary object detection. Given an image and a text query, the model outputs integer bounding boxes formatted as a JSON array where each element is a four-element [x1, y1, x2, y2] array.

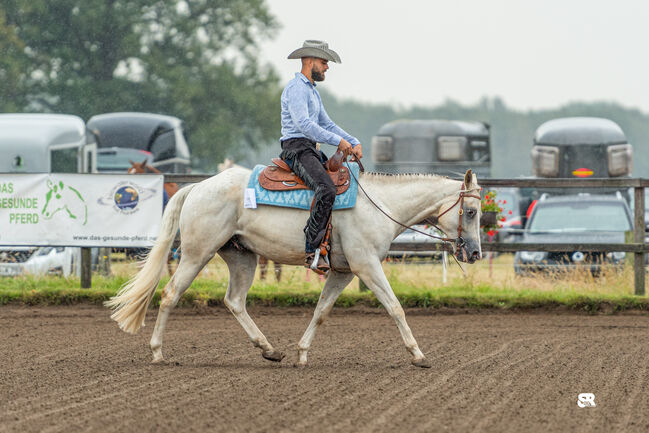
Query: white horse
[[105, 167, 483, 368]]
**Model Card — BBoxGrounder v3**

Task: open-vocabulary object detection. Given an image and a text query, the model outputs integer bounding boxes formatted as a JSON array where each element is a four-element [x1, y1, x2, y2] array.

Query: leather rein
[[344, 159, 481, 252]]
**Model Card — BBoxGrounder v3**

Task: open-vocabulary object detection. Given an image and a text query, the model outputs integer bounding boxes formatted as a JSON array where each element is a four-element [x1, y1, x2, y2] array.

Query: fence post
[[98, 247, 112, 277], [80, 247, 92, 289], [633, 187, 645, 296]]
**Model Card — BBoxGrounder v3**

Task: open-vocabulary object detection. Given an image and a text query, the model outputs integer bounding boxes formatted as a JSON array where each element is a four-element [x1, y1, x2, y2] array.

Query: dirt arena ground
[[2, 305, 649, 433]]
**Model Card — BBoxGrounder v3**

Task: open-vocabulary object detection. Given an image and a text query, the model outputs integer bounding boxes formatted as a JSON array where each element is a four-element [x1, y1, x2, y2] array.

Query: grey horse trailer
[[371, 119, 491, 178]]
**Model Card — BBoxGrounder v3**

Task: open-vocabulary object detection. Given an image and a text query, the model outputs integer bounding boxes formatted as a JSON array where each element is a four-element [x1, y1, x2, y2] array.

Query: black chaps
[[279, 138, 335, 252]]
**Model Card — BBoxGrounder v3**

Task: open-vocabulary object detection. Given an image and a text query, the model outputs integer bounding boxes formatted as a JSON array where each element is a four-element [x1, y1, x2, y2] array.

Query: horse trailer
[[0, 114, 97, 174], [0, 113, 98, 277], [521, 117, 633, 219], [87, 112, 191, 173], [371, 119, 491, 178], [532, 117, 632, 179]]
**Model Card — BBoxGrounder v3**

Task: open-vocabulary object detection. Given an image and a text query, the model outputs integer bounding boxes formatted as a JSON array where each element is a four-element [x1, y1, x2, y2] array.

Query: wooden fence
[[166, 175, 649, 296]]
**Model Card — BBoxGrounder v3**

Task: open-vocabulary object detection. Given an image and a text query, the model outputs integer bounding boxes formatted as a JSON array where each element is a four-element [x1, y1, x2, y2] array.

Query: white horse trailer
[[0, 114, 98, 277]]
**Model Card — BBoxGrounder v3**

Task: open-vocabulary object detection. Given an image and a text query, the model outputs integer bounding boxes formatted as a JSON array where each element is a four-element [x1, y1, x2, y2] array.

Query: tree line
[[2, 1, 648, 176]]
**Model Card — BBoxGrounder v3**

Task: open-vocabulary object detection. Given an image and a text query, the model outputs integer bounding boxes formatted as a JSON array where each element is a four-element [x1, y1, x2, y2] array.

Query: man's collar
[[296, 72, 315, 87]]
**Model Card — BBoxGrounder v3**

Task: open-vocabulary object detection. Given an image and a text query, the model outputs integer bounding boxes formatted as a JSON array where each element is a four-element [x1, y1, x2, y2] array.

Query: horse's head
[[41, 179, 88, 224], [436, 169, 482, 264], [42, 179, 66, 219], [128, 158, 149, 174]]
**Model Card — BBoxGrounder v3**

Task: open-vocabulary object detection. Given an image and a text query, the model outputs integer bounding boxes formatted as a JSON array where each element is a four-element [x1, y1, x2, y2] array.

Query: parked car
[[0, 246, 77, 277], [97, 147, 155, 173], [389, 225, 444, 259], [513, 193, 632, 275]]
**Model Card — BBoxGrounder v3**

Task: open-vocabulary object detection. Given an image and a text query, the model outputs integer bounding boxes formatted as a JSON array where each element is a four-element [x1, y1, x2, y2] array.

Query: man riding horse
[[279, 40, 363, 274]]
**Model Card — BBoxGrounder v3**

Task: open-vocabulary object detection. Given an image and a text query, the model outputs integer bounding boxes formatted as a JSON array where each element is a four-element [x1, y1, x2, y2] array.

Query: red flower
[[487, 230, 495, 237], [503, 200, 507, 204], [508, 210, 513, 215], [500, 216, 506, 221]]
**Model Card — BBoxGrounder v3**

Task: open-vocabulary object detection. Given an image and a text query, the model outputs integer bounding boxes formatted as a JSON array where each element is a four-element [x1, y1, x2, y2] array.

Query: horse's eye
[[467, 209, 476, 218]]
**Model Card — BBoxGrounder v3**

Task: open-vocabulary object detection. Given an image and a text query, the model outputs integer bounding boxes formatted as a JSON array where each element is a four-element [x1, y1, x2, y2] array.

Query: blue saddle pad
[[247, 162, 360, 210]]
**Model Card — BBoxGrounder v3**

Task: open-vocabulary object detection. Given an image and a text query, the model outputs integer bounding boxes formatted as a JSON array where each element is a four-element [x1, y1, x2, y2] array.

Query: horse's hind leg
[[150, 254, 211, 363], [219, 247, 285, 362], [297, 271, 355, 366]]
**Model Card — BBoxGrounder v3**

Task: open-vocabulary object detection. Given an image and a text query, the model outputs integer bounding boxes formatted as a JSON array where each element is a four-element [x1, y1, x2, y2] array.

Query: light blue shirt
[[280, 73, 359, 147]]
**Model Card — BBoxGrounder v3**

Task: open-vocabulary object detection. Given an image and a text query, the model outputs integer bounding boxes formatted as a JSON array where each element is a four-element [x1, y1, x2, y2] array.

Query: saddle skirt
[[246, 161, 360, 211], [258, 158, 352, 195]]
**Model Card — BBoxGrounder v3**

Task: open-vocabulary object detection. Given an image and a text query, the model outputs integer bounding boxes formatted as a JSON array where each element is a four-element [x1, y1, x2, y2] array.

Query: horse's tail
[[104, 184, 196, 334]]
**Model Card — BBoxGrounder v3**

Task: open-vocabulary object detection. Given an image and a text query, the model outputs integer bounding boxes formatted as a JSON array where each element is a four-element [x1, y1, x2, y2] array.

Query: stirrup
[[305, 251, 330, 275]]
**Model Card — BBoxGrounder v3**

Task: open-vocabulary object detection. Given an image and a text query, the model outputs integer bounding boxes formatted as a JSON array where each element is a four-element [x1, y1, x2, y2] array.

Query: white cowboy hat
[[287, 40, 341, 63]]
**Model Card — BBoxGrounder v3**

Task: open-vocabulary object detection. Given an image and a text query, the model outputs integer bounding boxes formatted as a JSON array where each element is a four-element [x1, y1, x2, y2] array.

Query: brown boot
[[304, 252, 330, 275]]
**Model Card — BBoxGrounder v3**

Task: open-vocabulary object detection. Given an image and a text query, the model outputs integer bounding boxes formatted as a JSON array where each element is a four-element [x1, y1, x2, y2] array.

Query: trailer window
[[607, 144, 632, 177], [50, 147, 79, 173], [532, 145, 559, 177], [471, 141, 489, 162], [371, 136, 394, 162], [437, 136, 467, 161]]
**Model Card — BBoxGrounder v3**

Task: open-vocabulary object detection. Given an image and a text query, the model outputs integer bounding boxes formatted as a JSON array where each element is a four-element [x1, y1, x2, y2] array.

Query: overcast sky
[[259, 0, 649, 113]]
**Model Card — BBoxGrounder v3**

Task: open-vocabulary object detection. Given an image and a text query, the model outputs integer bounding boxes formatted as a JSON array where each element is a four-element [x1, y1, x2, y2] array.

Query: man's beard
[[311, 67, 325, 82]]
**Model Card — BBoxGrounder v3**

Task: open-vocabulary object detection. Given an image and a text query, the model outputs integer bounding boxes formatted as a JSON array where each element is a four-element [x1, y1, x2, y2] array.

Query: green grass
[[1, 254, 648, 313]]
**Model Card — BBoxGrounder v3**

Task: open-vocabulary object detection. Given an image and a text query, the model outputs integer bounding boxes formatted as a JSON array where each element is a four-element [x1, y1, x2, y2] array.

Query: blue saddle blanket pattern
[[247, 162, 360, 210]]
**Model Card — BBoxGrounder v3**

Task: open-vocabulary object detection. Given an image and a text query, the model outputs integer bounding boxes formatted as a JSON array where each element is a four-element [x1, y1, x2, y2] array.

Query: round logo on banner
[[114, 185, 140, 211], [97, 180, 159, 214]]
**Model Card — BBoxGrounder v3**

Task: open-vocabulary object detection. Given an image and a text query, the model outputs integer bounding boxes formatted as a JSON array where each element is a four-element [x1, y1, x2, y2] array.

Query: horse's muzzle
[[454, 242, 482, 263]]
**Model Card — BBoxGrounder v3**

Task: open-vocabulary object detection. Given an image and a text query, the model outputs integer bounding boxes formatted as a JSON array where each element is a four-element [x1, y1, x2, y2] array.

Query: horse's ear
[[141, 158, 148, 166], [464, 169, 473, 188], [129, 160, 135, 166]]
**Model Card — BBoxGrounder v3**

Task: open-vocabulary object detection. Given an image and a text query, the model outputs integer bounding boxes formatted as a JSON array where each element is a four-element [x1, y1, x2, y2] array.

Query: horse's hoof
[[151, 357, 166, 364], [293, 361, 307, 368], [411, 357, 432, 368], [262, 350, 285, 362]]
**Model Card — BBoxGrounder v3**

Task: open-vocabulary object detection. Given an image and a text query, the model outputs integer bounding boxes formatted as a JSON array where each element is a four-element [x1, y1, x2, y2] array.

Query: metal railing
[[166, 174, 648, 295]]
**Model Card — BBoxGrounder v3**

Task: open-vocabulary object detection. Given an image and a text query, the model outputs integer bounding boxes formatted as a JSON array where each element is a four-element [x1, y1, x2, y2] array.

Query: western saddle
[[258, 151, 351, 194]]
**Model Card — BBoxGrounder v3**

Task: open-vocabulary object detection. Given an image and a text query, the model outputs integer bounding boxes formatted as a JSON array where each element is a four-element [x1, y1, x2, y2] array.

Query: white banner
[[0, 173, 163, 247]]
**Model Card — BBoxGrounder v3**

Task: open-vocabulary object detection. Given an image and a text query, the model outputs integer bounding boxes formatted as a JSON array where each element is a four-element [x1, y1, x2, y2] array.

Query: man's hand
[[351, 143, 363, 160], [338, 138, 352, 156]]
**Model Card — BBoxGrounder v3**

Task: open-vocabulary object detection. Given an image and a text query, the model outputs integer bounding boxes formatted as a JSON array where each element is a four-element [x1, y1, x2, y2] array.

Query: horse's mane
[[359, 171, 449, 182]]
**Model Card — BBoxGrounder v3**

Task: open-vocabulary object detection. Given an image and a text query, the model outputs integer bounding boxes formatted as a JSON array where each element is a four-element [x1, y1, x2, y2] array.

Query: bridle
[[345, 159, 481, 255], [434, 183, 482, 250]]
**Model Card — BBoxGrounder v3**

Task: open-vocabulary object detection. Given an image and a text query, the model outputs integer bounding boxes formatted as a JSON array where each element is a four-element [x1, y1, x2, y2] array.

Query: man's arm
[[318, 106, 360, 146]]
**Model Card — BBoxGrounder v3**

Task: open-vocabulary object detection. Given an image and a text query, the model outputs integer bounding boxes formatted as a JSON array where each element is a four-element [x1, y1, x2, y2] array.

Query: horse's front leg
[[297, 271, 354, 366], [353, 259, 431, 368]]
